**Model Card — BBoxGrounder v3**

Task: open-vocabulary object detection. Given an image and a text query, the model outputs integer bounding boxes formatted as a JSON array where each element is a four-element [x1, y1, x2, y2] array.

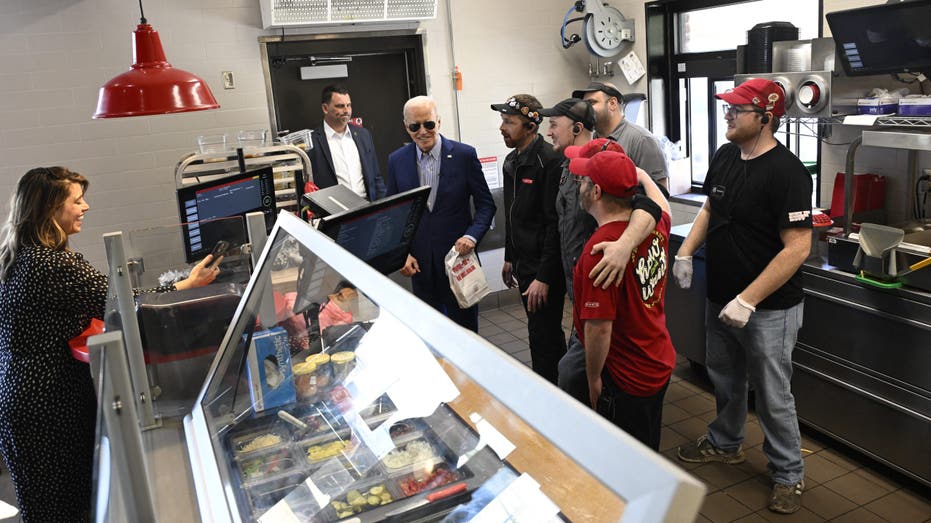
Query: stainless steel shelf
[[862, 129, 931, 151]]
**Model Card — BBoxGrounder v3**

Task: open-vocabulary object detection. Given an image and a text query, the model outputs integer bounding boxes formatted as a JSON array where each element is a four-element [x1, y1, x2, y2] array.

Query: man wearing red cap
[[673, 78, 812, 514], [567, 148, 674, 451]]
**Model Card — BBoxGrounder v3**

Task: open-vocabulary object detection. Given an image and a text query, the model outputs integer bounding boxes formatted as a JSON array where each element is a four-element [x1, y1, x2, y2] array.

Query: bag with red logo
[[444, 246, 490, 309]]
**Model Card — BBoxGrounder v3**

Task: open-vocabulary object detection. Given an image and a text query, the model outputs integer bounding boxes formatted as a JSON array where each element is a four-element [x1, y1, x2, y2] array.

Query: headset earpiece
[[572, 123, 582, 136], [761, 112, 771, 125], [524, 121, 535, 130]]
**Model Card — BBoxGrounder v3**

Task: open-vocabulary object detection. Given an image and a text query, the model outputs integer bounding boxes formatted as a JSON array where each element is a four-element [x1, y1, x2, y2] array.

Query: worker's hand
[[522, 280, 549, 313], [400, 254, 420, 277], [719, 295, 755, 328], [588, 239, 634, 289], [176, 254, 222, 290], [502, 262, 517, 288], [588, 375, 603, 410], [454, 236, 476, 255], [673, 255, 693, 289]]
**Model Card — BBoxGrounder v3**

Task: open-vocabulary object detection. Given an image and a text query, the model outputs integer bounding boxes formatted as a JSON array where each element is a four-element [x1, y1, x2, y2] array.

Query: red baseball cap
[[568, 150, 638, 198], [563, 138, 625, 160], [716, 78, 786, 117]]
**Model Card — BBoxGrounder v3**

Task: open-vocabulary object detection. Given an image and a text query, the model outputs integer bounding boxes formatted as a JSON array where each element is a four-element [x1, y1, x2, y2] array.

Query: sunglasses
[[406, 120, 437, 133]]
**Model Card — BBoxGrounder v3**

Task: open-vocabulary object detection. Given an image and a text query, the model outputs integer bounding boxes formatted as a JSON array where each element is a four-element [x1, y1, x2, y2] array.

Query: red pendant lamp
[[94, 1, 219, 118]]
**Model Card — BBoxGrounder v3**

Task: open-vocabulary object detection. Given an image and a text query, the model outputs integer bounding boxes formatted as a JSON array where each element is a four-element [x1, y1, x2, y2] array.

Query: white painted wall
[[0, 0, 652, 275]]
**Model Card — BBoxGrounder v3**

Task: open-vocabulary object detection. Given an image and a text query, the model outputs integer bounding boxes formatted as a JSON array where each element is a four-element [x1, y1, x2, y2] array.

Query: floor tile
[[692, 461, 754, 491], [484, 331, 518, 346], [735, 446, 773, 478], [862, 489, 931, 523], [802, 484, 859, 520], [661, 402, 693, 426], [804, 453, 853, 485], [479, 324, 505, 337], [699, 491, 754, 522], [849, 467, 900, 493], [675, 392, 717, 416], [817, 448, 864, 472], [665, 381, 699, 402], [743, 422, 765, 448], [733, 513, 771, 523], [757, 506, 826, 522], [725, 475, 773, 512], [659, 426, 690, 452], [822, 471, 895, 506], [827, 507, 889, 523]]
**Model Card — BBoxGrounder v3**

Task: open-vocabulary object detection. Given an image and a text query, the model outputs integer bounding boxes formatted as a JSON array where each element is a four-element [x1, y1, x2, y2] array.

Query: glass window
[[678, 0, 820, 54]]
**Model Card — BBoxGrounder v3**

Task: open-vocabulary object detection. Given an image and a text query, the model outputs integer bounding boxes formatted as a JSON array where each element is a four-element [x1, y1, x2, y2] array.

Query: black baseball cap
[[539, 98, 596, 131], [572, 81, 625, 103]]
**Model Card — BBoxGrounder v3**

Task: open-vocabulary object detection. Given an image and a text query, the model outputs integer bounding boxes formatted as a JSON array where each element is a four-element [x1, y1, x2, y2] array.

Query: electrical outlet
[[222, 71, 235, 89]]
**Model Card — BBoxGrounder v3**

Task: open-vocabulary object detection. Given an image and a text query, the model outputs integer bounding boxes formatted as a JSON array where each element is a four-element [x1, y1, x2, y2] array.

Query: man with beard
[[387, 96, 495, 332], [573, 82, 669, 191], [309, 85, 386, 201], [567, 148, 674, 450], [673, 78, 811, 514], [540, 98, 661, 403], [490, 94, 565, 384]]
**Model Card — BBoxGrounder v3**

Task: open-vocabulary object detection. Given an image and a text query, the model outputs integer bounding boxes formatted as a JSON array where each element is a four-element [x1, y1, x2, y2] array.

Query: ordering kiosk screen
[[177, 167, 276, 263]]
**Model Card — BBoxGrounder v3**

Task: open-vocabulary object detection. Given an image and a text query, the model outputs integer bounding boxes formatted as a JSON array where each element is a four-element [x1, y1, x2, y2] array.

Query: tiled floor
[[0, 293, 928, 522], [477, 290, 931, 523]]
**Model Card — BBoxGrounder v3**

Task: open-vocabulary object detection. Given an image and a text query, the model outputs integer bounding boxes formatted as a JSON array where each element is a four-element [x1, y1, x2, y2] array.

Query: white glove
[[719, 295, 756, 328], [673, 255, 693, 289]]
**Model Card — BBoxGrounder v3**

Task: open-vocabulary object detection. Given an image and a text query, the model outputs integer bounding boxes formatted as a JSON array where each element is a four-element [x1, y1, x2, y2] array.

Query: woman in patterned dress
[[0, 167, 220, 521]]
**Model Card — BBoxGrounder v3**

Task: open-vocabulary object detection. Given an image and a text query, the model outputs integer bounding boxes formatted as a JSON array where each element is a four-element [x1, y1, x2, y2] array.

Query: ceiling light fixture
[[93, 0, 219, 118]]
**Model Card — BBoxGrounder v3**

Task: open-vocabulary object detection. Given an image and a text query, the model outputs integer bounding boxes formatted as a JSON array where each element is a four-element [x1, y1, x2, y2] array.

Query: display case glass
[[184, 212, 704, 523]]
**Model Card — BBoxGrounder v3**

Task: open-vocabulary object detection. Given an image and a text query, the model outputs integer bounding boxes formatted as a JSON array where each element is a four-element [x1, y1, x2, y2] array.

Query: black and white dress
[[0, 245, 171, 522]]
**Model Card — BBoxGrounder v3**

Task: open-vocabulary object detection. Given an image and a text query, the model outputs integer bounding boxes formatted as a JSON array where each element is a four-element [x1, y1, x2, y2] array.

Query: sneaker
[[769, 481, 804, 514], [677, 435, 746, 464]]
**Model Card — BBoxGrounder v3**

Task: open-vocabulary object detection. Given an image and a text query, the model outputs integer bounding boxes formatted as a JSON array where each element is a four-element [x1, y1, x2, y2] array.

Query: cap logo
[[751, 96, 761, 105], [766, 92, 779, 111], [505, 97, 541, 124]]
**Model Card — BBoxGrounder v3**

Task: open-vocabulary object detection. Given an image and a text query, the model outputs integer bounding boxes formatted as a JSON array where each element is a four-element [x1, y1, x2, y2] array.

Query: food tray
[[245, 471, 308, 516], [380, 437, 445, 476], [358, 393, 397, 429], [299, 436, 353, 468], [236, 445, 303, 484], [319, 477, 403, 521], [394, 462, 462, 497], [229, 423, 291, 458], [286, 403, 347, 442], [387, 419, 423, 443]]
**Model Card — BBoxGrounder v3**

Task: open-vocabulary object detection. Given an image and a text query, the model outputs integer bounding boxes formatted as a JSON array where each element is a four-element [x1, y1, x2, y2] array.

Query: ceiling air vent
[[261, 0, 437, 28]]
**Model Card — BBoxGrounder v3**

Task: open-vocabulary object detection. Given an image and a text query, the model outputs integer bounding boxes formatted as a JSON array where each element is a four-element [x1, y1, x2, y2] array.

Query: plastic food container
[[288, 403, 345, 441], [381, 438, 441, 474], [197, 134, 228, 154], [293, 361, 319, 402], [230, 425, 290, 457], [237, 446, 301, 483], [359, 394, 398, 429], [245, 471, 307, 515], [300, 437, 351, 467], [238, 129, 268, 148], [325, 479, 401, 519], [330, 351, 356, 383], [279, 129, 313, 151], [394, 462, 461, 497], [305, 353, 333, 389]]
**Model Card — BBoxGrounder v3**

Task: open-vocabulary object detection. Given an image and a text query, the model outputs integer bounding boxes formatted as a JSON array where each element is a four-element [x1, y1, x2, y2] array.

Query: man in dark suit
[[309, 85, 386, 201], [386, 95, 496, 332]]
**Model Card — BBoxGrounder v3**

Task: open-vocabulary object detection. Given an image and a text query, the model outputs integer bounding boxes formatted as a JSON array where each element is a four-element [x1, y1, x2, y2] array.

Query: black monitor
[[317, 186, 430, 275], [827, 1, 931, 76], [176, 167, 277, 263]]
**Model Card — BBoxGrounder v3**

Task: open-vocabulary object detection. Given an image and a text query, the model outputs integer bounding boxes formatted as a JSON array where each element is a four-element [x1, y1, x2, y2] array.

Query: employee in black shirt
[[672, 79, 812, 515]]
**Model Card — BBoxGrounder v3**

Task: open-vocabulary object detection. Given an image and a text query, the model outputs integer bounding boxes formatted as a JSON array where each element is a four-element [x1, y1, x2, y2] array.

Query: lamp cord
[[138, 0, 147, 24]]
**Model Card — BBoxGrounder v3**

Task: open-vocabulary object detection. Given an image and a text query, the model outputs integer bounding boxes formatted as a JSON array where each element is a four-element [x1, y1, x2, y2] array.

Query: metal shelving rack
[[174, 144, 313, 216]]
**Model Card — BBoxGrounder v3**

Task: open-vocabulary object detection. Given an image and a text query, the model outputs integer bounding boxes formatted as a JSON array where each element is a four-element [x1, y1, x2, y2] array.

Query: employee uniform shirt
[[556, 161, 598, 297], [325, 121, 367, 198], [572, 212, 676, 397], [603, 119, 669, 184], [702, 142, 812, 309]]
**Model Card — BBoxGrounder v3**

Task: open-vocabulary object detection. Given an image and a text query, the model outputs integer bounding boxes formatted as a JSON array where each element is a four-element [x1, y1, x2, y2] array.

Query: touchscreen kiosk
[[176, 167, 276, 263], [317, 186, 430, 275]]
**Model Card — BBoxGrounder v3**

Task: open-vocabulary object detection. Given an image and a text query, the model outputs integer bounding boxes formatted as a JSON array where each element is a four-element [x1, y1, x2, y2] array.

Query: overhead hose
[[561, 5, 586, 49]]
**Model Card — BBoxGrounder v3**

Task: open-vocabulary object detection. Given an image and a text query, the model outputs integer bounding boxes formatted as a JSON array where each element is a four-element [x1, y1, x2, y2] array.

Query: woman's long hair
[[0, 167, 89, 281]]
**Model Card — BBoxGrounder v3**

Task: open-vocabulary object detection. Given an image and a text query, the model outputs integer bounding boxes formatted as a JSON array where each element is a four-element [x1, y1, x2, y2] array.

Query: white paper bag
[[445, 246, 490, 308]]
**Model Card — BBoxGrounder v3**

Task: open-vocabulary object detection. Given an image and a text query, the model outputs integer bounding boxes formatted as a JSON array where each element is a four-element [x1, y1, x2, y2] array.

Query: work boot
[[677, 435, 746, 464]]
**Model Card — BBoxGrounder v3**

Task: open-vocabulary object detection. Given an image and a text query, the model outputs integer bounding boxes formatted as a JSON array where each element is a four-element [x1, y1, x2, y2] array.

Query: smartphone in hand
[[208, 240, 230, 269]]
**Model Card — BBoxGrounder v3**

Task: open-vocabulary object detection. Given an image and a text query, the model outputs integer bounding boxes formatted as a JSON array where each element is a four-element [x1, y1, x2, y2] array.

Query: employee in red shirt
[[567, 147, 674, 450]]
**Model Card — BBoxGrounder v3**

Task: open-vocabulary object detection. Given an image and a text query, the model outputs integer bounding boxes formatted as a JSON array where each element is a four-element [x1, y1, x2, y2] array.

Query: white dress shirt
[[324, 121, 366, 198]]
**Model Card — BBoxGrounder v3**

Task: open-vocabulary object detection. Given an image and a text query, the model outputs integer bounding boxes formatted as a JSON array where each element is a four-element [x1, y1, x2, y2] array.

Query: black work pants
[[598, 375, 669, 451], [518, 277, 567, 385]]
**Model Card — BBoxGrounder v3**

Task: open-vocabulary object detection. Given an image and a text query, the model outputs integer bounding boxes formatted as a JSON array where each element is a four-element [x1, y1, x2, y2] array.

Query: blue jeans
[[705, 299, 805, 486]]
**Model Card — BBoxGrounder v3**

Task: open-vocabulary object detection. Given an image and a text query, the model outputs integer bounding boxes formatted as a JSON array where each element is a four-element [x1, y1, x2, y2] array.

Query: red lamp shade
[[94, 23, 219, 118]]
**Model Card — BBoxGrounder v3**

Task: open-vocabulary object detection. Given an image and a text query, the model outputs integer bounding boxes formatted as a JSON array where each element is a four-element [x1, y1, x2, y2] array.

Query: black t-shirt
[[702, 142, 812, 309]]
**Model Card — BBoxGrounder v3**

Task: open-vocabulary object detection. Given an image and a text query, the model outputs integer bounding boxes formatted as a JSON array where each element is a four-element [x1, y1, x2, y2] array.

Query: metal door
[[261, 32, 428, 183]]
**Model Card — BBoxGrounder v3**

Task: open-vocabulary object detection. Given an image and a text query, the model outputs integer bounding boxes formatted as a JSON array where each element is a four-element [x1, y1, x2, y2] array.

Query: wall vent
[[260, 0, 437, 28]]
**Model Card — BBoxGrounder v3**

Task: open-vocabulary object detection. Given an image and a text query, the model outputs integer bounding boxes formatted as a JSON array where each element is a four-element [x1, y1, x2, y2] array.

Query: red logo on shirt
[[584, 301, 599, 308], [521, 178, 533, 184]]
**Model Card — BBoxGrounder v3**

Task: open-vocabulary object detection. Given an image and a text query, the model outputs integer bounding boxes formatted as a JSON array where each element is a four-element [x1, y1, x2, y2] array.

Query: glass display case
[[180, 211, 705, 523]]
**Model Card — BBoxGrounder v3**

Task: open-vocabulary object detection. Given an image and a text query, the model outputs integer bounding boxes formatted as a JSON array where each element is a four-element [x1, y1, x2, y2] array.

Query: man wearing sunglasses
[[490, 94, 565, 384], [309, 85, 386, 201], [573, 81, 669, 191], [386, 96, 495, 332], [673, 78, 811, 514]]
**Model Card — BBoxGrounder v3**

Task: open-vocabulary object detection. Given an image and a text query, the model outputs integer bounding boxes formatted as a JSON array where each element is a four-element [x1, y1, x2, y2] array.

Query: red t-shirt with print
[[572, 211, 675, 397]]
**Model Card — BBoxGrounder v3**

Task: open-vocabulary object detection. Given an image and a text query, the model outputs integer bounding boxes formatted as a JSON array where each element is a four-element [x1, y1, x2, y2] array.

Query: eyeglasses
[[406, 120, 437, 133], [722, 105, 763, 118]]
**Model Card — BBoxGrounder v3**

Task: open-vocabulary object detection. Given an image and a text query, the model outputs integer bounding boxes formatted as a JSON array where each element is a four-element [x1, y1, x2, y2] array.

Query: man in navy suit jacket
[[309, 85, 386, 201], [387, 96, 496, 332]]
